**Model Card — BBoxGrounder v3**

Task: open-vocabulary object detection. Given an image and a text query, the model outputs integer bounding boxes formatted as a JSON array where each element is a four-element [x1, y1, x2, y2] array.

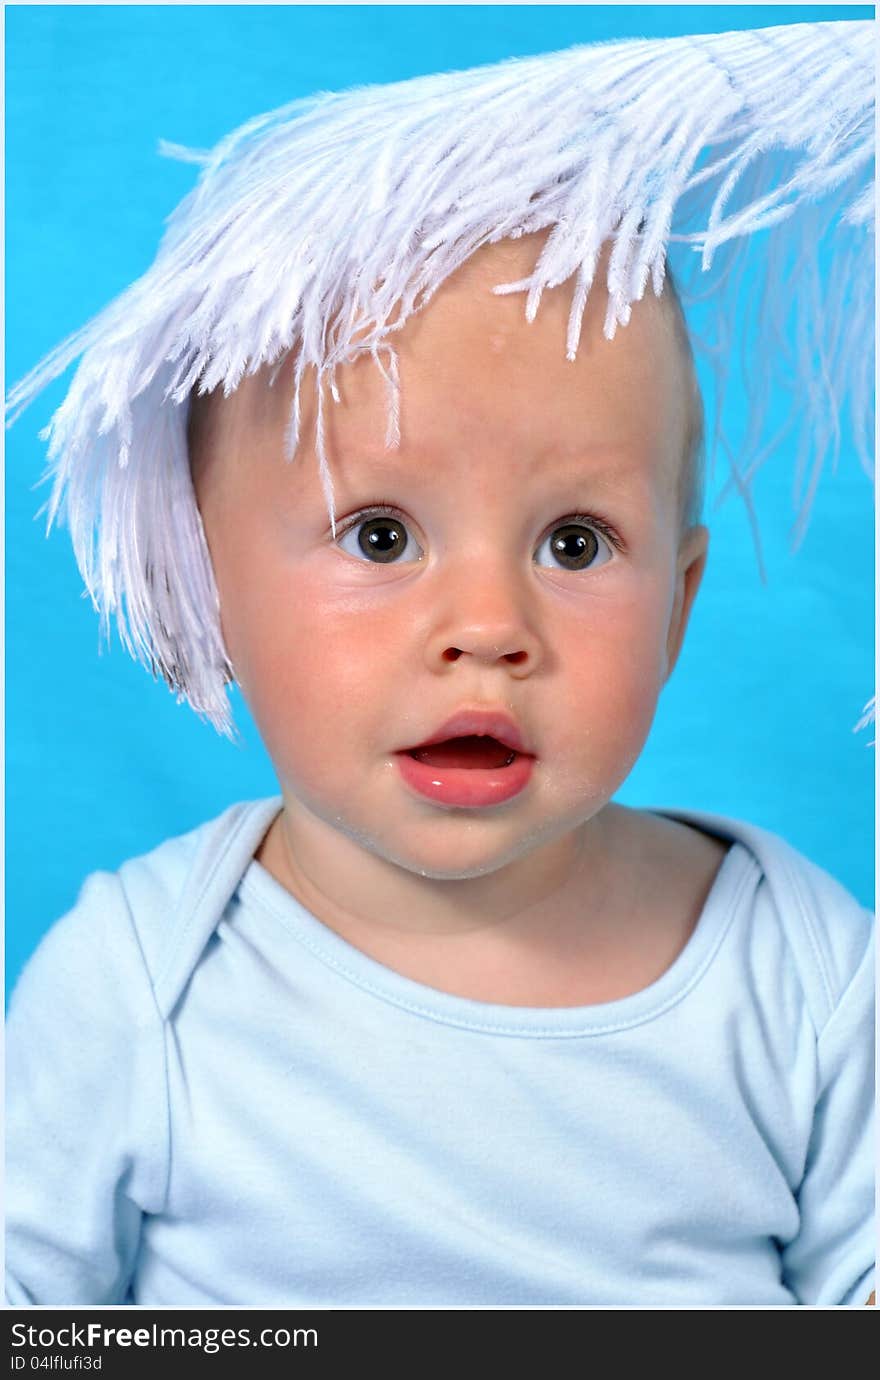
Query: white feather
[[5, 19, 874, 734]]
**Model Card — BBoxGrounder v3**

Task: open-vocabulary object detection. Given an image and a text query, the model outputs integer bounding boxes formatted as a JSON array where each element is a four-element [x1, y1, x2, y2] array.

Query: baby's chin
[[342, 809, 591, 883]]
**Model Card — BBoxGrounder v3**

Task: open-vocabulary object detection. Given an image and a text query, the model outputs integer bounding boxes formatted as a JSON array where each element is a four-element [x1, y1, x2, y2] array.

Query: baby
[[187, 232, 720, 995], [6, 30, 875, 1309]]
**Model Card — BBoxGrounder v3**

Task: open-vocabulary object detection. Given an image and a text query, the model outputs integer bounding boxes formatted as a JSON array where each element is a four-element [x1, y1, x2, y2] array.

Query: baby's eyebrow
[[521, 448, 663, 497], [327, 453, 417, 498], [329, 447, 656, 504], [535, 448, 645, 476], [323, 457, 658, 522], [341, 440, 648, 477]]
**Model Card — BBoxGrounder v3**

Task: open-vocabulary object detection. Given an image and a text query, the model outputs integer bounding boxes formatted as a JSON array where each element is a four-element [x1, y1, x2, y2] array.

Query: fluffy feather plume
[[5, 19, 874, 735]]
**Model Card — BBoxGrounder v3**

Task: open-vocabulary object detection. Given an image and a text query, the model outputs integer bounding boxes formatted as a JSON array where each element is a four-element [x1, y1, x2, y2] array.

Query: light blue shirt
[[5, 797, 875, 1306]]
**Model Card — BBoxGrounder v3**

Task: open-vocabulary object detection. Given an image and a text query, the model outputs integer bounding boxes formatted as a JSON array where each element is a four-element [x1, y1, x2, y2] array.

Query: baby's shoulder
[[117, 795, 282, 1008], [13, 796, 282, 1022], [648, 804, 874, 1036]]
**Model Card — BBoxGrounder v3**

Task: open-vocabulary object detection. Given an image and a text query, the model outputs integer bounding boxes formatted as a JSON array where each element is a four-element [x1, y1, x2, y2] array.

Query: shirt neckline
[[235, 806, 758, 1037]]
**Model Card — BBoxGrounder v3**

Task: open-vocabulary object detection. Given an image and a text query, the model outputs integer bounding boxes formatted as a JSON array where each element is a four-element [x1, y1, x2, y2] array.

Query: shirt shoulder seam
[[112, 870, 173, 1213]]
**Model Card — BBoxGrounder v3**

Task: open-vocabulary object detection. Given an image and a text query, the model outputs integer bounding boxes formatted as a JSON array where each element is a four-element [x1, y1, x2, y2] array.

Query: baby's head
[[188, 230, 709, 879], [8, 40, 742, 857], [9, 26, 871, 796]]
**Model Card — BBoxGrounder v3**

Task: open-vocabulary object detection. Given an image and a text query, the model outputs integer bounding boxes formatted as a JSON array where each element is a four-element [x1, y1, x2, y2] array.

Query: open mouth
[[407, 735, 518, 770], [396, 729, 534, 806]]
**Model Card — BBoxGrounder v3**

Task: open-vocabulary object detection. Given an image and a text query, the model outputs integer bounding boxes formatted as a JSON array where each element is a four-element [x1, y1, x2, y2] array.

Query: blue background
[[6, 4, 875, 993]]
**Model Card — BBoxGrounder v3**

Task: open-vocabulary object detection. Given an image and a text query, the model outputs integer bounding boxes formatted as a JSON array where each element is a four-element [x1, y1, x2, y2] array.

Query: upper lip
[[401, 708, 533, 756]]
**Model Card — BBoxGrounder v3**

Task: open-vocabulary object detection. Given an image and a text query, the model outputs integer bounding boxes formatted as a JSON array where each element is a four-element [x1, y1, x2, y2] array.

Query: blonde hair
[[662, 265, 706, 534]]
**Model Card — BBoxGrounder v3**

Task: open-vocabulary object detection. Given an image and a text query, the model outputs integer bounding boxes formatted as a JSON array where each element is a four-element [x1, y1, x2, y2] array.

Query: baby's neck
[[254, 799, 729, 1008], [255, 800, 628, 938], [255, 798, 632, 978]]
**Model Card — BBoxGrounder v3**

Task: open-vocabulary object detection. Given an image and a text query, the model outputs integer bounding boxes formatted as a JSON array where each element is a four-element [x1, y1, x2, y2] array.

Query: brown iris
[[357, 516, 408, 563], [549, 524, 599, 571]]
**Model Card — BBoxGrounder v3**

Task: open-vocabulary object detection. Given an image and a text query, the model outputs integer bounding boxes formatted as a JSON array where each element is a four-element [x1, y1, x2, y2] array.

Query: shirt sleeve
[[5, 870, 168, 1305], [779, 916, 875, 1306]]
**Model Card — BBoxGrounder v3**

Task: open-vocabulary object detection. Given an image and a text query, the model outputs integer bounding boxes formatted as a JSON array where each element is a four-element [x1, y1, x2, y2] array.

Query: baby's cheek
[[241, 600, 388, 774], [561, 600, 668, 750]]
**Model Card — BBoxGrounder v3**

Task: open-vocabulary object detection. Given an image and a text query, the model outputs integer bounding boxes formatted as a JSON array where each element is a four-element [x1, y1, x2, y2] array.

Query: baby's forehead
[[225, 384, 678, 532], [339, 438, 661, 512], [193, 233, 689, 506]]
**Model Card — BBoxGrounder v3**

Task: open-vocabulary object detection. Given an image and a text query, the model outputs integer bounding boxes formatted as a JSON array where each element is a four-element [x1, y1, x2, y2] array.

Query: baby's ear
[[664, 524, 709, 682]]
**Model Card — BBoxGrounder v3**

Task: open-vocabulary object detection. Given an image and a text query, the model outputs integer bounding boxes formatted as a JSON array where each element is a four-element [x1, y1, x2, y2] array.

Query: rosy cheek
[[557, 592, 667, 728], [237, 583, 382, 755]]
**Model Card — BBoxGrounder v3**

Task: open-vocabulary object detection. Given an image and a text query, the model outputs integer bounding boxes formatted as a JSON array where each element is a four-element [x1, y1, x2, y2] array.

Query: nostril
[[441, 647, 528, 664]]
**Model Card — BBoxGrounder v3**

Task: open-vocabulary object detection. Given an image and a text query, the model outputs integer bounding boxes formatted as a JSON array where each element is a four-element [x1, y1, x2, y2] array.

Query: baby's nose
[[441, 638, 531, 668], [422, 564, 542, 674]]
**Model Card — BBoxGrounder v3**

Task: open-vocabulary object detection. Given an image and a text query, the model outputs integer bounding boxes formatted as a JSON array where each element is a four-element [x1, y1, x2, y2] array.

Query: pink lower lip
[[393, 751, 535, 807]]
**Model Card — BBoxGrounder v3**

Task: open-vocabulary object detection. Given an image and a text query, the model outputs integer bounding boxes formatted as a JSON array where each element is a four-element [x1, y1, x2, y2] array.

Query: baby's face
[[191, 234, 708, 880]]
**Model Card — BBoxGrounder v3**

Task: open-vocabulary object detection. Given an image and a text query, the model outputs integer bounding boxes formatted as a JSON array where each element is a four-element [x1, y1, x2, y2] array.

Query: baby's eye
[[535, 519, 614, 572], [336, 508, 617, 570], [337, 507, 423, 564]]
